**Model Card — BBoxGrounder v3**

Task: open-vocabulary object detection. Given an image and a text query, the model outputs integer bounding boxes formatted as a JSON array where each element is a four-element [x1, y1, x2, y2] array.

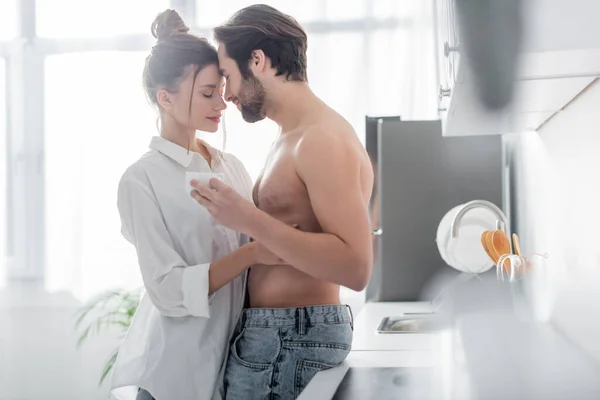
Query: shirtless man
[[190, 5, 373, 399]]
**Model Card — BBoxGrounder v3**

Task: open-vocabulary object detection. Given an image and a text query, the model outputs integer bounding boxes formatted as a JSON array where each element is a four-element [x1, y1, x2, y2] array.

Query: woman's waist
[[124, 292, 236, 349]]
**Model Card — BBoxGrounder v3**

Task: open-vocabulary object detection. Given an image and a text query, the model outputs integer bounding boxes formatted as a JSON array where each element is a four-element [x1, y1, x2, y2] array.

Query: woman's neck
[[160, 123, 211, 166], [161, 130, 200, 151]]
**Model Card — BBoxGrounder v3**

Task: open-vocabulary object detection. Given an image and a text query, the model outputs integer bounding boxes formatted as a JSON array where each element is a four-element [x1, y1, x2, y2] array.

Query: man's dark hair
[[213, 4, 308, 82]]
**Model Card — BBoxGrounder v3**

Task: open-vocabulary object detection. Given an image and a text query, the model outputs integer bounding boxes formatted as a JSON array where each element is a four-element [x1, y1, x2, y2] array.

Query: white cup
[[185, 172, 224, 195]]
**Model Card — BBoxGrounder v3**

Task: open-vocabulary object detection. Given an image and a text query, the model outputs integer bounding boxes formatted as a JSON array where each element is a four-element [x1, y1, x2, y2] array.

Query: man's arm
[[245, 130, 373, 291]]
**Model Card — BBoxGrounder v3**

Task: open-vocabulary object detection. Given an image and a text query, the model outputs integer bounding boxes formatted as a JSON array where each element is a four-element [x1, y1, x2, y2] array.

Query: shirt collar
[[149, 136, 222, 168]]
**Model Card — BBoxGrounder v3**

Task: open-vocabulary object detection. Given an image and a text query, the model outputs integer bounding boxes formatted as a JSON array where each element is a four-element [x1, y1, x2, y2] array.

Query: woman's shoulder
[[119, 150, 159, 183], [221, 152, 247, 171], [221, 151, 240, 163]]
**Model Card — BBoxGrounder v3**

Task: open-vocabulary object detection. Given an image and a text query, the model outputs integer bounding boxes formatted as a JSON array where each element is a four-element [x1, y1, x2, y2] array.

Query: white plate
[[436, 205, 497, 273]]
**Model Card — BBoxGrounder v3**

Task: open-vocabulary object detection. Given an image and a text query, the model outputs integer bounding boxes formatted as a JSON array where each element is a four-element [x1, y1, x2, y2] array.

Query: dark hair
[[143, 10, 218, 111], [213, 4, 308, 82]]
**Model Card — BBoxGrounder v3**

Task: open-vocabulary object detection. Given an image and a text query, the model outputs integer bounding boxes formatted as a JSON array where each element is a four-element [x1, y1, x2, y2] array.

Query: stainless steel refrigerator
[[365, 118, 504, 302]]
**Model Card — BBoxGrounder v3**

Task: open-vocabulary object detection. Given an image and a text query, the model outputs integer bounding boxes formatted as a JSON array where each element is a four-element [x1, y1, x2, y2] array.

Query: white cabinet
[[433, 0, 459, 115], [433, 0, 600, 136]]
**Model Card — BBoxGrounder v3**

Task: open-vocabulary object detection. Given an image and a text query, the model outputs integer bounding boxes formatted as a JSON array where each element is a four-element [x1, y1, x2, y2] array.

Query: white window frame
[[3, 0, 404, 283]]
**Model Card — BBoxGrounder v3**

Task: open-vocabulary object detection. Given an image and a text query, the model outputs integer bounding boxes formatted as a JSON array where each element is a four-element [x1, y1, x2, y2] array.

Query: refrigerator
[[365, 118, 504, 302]]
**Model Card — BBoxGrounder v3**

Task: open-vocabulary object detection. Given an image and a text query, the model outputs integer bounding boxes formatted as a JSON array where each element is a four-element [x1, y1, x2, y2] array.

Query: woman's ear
[[157, 89, 174, 111]]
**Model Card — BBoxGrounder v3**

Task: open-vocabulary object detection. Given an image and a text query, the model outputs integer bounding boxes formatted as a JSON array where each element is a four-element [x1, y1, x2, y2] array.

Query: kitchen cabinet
[[433, 0, 600, 136], [433, 0, 460, 115]]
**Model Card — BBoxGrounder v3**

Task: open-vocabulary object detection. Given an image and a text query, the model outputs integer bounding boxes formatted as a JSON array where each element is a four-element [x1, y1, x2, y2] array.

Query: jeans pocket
[[230, 327, 281, 370], [225, 328, 280, 400], [294, 358, 339, 398], [224, 353, 274, 400]]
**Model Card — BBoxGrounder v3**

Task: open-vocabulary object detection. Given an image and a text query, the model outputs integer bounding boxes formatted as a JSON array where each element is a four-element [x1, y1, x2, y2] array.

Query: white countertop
[[302, 299, 600, 400], [298, 301, 439, 400]]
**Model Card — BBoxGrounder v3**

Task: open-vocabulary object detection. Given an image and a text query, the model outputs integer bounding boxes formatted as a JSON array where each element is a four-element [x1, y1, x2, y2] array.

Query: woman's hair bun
[[151, 9, 189, 42]]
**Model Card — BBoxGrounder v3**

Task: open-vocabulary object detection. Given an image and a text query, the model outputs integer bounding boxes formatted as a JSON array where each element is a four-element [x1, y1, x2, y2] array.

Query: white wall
[[0, 286, 122, 400], [538, 80, 600, 270], [535, 79, 600, 363]]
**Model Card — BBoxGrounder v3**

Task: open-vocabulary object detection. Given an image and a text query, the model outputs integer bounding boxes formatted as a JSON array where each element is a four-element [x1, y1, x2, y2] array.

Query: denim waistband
[[240, 304, 352, 328]]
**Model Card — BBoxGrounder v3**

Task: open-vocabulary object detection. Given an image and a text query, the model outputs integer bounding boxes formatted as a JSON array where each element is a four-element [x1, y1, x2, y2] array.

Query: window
[[372, 0, 424, 19], [0, 0, 17, 41], [2, 0, 436, 301], [366, 28, 437, 118], [0, 59, 6, 288], [372, 0, 396, 19], [44, 52, 154, 298], [36, 0, 169, 38], [211, 108, 279, 182], [195, 0, 324, 27], [308, 32, 366, 132], [324, 0, 365, 21]]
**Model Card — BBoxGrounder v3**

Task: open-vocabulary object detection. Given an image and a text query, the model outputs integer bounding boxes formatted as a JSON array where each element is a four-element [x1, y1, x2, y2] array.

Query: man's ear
[[249, 49, 267, 75]]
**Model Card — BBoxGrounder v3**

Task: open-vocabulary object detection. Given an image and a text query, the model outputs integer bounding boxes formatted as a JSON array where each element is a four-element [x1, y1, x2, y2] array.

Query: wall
[[538, 80, 600, 271], [0, 286, 122, 400], [534, 79, 600, 363]]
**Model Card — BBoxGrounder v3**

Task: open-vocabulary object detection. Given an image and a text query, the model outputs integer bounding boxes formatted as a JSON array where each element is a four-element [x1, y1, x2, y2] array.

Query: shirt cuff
[[182, 263, 212, 317]]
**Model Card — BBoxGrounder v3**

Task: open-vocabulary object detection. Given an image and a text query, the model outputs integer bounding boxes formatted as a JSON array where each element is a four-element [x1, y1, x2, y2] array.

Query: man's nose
[[224, 85, 233, 102]]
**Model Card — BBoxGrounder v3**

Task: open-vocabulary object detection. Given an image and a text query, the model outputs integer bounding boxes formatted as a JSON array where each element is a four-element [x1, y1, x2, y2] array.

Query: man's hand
[[190, 178, 259, 233]]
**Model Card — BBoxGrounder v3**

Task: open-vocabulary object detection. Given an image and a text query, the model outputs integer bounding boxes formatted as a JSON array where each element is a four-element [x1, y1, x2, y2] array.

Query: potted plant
[[74, 288, 142, 385]]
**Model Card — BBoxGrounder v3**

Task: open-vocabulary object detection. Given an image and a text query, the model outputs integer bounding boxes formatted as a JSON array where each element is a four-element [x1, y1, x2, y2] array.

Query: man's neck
[[264, 81, 321, 132]]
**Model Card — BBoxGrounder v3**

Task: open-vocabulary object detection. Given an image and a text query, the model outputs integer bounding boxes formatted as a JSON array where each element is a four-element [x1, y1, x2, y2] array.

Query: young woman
[[109, 10, 280, 400]]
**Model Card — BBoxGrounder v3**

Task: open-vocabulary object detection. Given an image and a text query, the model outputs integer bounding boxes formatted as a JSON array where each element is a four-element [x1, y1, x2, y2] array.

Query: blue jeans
[[223, 305, 353, 400]]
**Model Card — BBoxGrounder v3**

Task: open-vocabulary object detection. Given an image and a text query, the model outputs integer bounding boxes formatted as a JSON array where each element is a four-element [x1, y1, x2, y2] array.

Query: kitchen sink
[[377, 315, 439, 333]]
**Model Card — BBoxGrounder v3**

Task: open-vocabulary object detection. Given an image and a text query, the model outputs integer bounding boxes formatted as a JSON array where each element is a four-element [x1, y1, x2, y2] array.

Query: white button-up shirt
[[110, 136, 252, 400]]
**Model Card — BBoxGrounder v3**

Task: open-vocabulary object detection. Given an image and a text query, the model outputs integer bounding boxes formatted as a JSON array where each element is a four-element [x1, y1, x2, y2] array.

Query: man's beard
[[239, 73, 266, 123]]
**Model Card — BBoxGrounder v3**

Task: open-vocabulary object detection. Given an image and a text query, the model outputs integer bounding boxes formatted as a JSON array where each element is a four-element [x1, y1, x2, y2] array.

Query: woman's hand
[[249, 241, 287, 266]]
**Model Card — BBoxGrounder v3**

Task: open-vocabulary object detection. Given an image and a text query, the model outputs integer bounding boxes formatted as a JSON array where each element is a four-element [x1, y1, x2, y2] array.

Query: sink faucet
[[450, 200, 509, 238]]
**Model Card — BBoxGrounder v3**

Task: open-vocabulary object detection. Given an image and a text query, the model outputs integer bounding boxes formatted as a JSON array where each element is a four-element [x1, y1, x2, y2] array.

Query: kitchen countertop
[[298, 301, 440, 400], [302, 299, 600, 400]]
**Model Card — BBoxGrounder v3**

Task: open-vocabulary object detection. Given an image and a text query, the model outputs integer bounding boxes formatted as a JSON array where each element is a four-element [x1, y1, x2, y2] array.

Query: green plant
[[74, 288, 142, 386]]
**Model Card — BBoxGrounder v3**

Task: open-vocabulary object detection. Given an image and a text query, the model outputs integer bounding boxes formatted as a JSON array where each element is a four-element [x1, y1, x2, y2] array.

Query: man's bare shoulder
[[295, 112, 361, 159]]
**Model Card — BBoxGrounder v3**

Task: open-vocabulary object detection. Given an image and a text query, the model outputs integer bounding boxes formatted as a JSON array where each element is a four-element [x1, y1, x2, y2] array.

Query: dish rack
[[482, 229, 549, 283], [432, 200, 549, 312]]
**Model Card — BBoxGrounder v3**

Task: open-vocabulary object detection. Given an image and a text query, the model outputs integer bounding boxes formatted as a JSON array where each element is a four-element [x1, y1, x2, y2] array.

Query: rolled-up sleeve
[[118, 174, 211, 318]]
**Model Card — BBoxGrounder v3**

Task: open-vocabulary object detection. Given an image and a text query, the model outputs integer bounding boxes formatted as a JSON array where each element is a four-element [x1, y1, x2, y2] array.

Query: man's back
[[249, 103, 373, 308]]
